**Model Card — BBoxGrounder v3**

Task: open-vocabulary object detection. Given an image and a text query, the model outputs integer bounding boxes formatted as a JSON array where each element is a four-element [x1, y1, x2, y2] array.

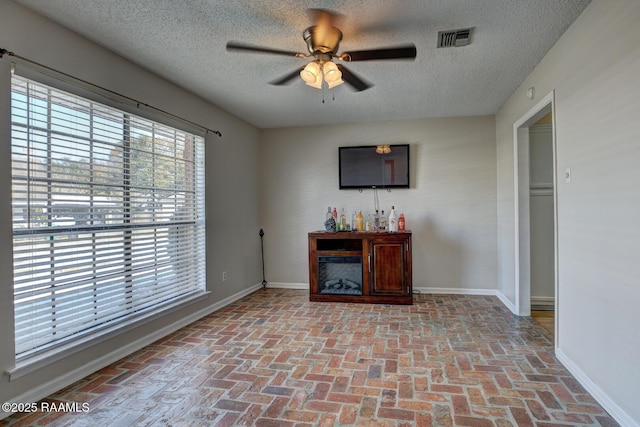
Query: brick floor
[[1, 289, 619, 426]]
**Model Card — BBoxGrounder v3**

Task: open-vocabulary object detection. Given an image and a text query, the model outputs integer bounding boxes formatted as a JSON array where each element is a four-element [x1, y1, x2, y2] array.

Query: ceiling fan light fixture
[[300, 61, 321, 84], [305, 76, 323, 89], [327, 78, 344, 89], [323, 61, 341, 82], [323, 61, 344, 88], [376, 145, 391, 154]]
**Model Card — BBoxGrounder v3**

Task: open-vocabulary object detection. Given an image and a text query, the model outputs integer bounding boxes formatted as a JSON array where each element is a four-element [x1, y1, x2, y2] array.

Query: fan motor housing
[[304, 25, 343, 55]]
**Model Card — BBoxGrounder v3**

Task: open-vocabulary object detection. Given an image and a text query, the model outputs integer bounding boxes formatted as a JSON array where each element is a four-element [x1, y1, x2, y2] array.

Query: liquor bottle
[[332, 207, 338, 221], [365, 213, 372, 231], [379, 210, 386, 230], [398, 213, 406, 231], [340, 209, 347, 230], [374, 209, 380, 231], [352, 211, 358, 231], [356, 211, 364, 232], [388, 206, 397, 232], [324, 206, 336, 232]]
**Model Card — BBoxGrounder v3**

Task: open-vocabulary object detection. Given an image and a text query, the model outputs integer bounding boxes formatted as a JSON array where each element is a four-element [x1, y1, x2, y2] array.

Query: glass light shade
[[300, 62, 321, 84], [323, 61, 341, 82], [306, 76, 323, 89], [327, 78, 344, 89], [323, 61, 344, 88]]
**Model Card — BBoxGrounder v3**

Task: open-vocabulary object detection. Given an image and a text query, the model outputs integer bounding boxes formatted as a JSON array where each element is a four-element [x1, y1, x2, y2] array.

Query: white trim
[[265, 282, 309, 290], [267, 283, 511, 299], [413, 288, 518, 314], [556, 349, 639, 427], [531, 296, 555, 307], [413, 286, 498, 296], [513, 125, 530, 316], [513, 90, 556, 318], [267, 283, 506, 297], [1, 283, 262, 419], [496, 290, 517, 313]]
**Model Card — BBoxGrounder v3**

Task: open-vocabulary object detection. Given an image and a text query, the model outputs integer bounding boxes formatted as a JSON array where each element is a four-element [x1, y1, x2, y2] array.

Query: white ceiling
[[14, 0, 591, 129]]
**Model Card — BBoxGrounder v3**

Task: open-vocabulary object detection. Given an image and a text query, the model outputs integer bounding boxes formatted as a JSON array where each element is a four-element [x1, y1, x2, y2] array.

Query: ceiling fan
[[226, 9, 417, 92]]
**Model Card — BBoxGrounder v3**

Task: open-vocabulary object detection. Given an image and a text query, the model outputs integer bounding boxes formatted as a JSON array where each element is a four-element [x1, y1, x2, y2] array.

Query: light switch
[[564, 167, 572, 184]]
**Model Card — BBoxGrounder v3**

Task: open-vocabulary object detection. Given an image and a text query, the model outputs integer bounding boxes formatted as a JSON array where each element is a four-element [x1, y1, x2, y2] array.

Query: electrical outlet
[[222, 271, 228, 281]]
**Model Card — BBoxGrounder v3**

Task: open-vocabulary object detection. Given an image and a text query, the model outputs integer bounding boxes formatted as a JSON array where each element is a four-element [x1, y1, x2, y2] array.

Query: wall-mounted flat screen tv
[[339, 144, 410, 189]]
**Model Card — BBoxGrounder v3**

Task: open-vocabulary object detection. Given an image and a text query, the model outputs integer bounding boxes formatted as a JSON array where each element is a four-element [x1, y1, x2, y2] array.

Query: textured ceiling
[[14, 0, 591, 129]]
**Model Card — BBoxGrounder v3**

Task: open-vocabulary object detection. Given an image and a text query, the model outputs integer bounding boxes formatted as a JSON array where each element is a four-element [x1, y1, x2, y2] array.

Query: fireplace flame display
[[318, 255, 363, 296], [321, 278, 361, 294]]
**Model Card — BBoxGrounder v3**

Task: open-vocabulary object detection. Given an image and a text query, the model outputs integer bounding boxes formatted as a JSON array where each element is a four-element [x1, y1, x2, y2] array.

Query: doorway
[[513, 90, 558, 347]]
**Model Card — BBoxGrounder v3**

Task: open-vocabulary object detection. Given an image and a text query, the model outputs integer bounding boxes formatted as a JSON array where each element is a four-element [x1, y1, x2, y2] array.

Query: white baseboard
[[1, 282, 263, 420], [252, 284, 521, 316], [413, 287, 518, 314], [531, 296, 555, 308], [265, 282, 309, 290], [556, 349, 638, 427], [266, 284, 507, 299], [268, 284, 504, 299], [413, 286, 499, 296], [496, 291, 518, 314]]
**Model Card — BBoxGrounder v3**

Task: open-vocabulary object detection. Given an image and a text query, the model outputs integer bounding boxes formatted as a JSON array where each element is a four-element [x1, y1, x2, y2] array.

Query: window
[[10, 74, 206, 360]]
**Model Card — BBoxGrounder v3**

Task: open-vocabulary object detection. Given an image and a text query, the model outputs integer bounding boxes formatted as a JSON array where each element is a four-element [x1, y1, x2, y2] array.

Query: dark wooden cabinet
[[308, 231, 412, 305], [369, 236, 411, 297]]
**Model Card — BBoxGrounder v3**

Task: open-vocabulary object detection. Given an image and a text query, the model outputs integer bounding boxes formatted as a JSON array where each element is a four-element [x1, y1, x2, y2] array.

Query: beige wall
[[0, 1, 261, 407], [259, 116, 497, 291], [496, 0, 640, 423]]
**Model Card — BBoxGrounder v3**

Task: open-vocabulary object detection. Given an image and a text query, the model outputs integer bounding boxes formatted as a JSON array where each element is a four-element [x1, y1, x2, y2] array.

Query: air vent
[[437, 28, 473, 48]]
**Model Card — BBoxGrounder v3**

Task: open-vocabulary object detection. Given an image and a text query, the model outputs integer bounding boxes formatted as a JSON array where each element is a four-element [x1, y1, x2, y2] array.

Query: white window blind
[[10, 74, 206, 360]]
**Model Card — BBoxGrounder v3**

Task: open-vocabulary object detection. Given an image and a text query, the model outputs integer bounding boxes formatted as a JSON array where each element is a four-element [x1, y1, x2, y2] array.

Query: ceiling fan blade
[[340, 44, 417, 61], [226, 41, 305, 58], [336, 64, 372, 92], [269, 67, 305, 86]]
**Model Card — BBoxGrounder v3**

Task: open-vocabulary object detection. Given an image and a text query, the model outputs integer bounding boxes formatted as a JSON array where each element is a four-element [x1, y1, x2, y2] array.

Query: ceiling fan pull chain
[[373, 187, 377, 212]]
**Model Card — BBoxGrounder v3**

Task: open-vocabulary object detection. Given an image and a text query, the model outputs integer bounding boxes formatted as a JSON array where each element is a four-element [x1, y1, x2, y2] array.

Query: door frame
[[513, 90, 558, 347]]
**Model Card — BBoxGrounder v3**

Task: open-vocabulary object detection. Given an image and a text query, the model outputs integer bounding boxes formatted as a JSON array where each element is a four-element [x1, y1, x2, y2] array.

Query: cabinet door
[[369, 237, 409, 296]]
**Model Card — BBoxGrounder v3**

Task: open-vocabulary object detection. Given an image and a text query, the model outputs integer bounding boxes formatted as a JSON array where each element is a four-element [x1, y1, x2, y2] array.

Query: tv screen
[[339, 144, 410, 189]]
